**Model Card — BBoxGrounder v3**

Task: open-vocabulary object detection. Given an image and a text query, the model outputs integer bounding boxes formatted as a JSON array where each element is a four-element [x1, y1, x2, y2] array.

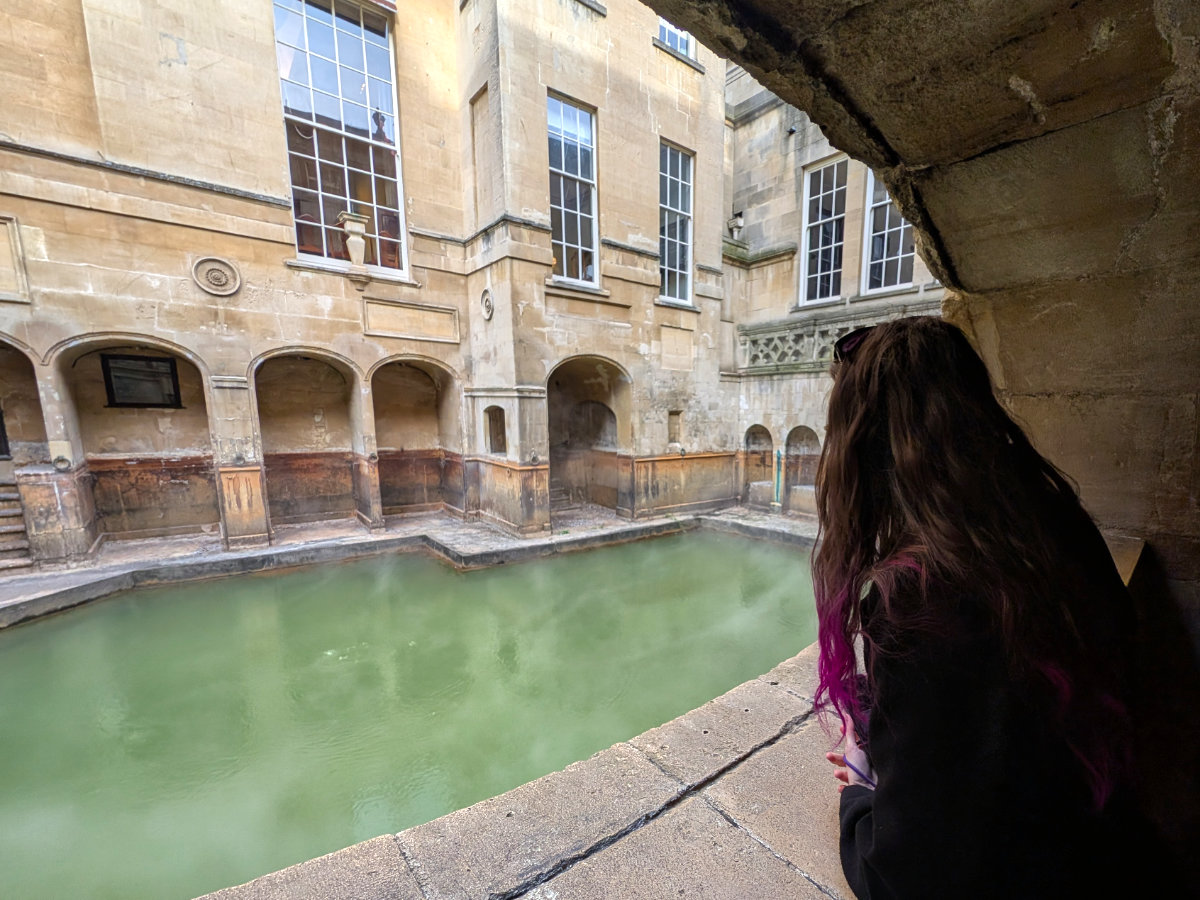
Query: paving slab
[[759, 640, 821, 703], [628, 677, 812, 787], [397, 742, 686, 900], [704, 717, 854, 900], [517, 795, 829, 900], [195, 835, 421, 900]]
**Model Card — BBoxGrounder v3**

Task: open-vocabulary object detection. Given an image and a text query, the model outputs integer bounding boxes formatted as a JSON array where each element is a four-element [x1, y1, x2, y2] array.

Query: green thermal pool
[[0, 532, 815, 899]]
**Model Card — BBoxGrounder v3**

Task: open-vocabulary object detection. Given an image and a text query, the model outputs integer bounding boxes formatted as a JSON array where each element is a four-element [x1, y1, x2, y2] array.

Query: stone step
[[0, 539, 29, 558], [0, 492, 20, 502], [0, 557, 33, 572], [0, 522, 25, 535], [0, 507, 23, 518]]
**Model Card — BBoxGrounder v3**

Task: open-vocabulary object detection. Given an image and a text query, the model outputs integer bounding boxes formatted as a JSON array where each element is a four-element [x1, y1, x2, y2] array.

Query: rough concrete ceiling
[[646, 0, 1199, 295]]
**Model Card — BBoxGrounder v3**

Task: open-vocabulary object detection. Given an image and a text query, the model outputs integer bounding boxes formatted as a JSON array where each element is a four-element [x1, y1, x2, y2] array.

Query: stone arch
[[54, 336, 218, 538], [253, 352, 357, 525], [0, 336, 48, 469], [547, 356, 632, 512], [743, 425, 774, 505], [371, 357, 463, 515], [784, 425, 821, 514]]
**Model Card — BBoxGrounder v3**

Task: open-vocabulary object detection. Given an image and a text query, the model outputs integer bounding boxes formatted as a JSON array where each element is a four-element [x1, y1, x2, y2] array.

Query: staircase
[[549, 478, 580, 512], [0, 482, 32, 572]]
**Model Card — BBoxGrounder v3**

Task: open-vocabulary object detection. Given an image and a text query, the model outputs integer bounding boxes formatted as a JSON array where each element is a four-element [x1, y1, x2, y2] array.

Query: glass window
[[863, 172, 915, 292], [548, 96, 597, 284], [802, 159, 847, 302], [659, 143, 693, 304], [273, 0, 405, 271], [101, 355, 182, 408], [658, 18, 694, 58]]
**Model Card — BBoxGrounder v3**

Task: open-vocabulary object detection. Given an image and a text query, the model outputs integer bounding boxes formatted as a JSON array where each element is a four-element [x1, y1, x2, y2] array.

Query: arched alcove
[[60, 341, 217, 537], [743, 425, 774, 505], [547, 356, 631, 512], [371, 359, 461, 514], [255, 354, 356, 524], [784, 425, 820, 514]]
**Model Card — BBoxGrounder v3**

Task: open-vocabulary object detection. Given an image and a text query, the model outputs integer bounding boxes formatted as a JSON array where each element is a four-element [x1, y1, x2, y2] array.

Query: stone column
[[349, 378, 384, 530], [18, 361, 97, 560], [209, 375, 271, 548]]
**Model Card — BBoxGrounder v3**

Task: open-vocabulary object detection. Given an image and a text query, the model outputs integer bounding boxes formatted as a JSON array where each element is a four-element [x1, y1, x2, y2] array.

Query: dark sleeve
[[837, 619, 1018, 899]]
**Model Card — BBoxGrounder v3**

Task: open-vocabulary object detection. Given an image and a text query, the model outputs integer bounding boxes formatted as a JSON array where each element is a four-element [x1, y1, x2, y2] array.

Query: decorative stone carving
[[191, 257, 241, 296], [338, 211, 371, 290], [481, 289, 494, 320]]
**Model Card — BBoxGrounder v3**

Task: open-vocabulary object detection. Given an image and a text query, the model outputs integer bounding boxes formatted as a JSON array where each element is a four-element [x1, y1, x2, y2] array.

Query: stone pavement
[[198, 644, 852, 900]]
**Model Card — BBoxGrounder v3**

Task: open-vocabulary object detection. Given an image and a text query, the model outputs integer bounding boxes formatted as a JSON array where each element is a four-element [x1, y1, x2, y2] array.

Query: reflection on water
[[0, 532, 813, 899]]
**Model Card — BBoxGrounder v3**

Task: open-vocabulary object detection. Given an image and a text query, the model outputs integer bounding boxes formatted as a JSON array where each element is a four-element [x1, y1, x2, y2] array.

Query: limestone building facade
[[0, 0, 934, 564]]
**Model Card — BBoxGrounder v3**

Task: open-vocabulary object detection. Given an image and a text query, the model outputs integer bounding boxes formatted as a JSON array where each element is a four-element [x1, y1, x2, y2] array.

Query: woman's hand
[[825, 721, 876, 792]]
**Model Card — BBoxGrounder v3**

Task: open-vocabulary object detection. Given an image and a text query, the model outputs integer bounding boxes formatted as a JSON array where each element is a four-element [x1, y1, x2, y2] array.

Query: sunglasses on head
[[833, 326, 875, 363]]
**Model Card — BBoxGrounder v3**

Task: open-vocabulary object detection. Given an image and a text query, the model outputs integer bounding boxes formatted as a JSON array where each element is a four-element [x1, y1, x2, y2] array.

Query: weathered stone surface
[[522, 795, 829, 899], [629, 677, 811, 786], [704, 718, 854, 900], [195, 834, 421, 900], [759, 641, 820, 703], [397, 742, 684, 900]]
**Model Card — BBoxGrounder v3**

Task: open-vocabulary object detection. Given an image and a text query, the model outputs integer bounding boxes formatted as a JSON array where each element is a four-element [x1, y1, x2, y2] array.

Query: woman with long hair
[[816, 317, 1175, 897]]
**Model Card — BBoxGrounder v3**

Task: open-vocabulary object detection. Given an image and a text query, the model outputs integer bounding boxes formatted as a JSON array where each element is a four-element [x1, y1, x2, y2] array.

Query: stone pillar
[[349, 378, 384, 530], [209, 375, 271, 548], [23, 361, 97, 559]]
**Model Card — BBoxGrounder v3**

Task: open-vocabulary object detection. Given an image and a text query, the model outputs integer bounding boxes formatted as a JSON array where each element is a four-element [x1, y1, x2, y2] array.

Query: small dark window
[[485, 405, 506, 455], [0, 408, 9, 459], [668, 410, 682, 443], [101, 354, 182, 408]]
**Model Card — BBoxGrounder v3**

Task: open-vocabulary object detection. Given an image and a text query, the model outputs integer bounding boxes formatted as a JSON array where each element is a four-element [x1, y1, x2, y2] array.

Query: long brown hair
[[813, 316, 1132, 807]]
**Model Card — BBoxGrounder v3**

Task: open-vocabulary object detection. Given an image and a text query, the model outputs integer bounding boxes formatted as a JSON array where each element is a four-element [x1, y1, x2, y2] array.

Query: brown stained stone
[[397, 743, 684, 900], [703, 719, 854, 900], [759, 642, 820, 703], [522, 795, 828, 900], [628, 678, 812, 787], [194, 835, 421, 900]]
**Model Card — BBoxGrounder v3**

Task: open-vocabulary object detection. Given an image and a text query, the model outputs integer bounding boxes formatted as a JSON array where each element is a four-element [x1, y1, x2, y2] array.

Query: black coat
[[837, 577, 1175, 899]]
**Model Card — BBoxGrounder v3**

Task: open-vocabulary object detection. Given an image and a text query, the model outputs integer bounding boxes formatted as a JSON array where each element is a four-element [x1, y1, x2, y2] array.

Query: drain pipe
[[772, 448, 783, 513]]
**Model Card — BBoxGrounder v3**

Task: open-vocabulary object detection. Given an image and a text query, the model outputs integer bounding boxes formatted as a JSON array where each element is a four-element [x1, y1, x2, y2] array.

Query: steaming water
[[0, 532, 814, 899]]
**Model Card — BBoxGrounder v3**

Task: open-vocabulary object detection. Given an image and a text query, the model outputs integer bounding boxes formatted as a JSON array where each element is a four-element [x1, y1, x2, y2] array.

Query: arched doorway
[[0, 341, 48, 567], [371, 359, 462, 514], [255, 354, 356, 523], [743, 425, 773, 506], [784, 425, 820, 514], [62, 342, 218, 537], [547, 357, 631, 513]]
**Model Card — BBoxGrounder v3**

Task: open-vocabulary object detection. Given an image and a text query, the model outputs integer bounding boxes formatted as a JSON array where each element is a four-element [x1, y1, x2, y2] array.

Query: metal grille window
[[274, 0, 406, 270], [802, 159, 847, 302], [659, 143, 693, 303], [548, 96, 597, 283], [864, 172, 915, 291], [658, 19, 694, 57]]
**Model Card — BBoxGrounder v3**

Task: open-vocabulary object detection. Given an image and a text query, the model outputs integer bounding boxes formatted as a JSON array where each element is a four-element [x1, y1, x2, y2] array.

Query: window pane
[[277, 43, 307, 82], [313, 90, 340, 127], [287, 122, 315, 156], [899, 255, 914, 284], [344, 100, 369, 136], [308, 20, 335, 58], [346, 137, 371, 171], [275, 7, 306, 47], [363, 9, 387, 43], [336, 29, 364, 70], [367, 76, 392, 113], [289, 153, 319, 190], [281, 81, 312, 119], [307, 0, 333, 24], [319, 162, 346, 196]]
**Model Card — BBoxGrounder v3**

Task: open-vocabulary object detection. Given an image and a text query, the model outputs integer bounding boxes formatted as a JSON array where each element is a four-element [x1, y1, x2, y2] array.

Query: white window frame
[[859, 170, 916, 295], [658, 18, 695, 58], [547, 94, 599, 286], [799, 155, 848, 305], [274, 0, 410, 276], [659, 141, 694, 306]]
